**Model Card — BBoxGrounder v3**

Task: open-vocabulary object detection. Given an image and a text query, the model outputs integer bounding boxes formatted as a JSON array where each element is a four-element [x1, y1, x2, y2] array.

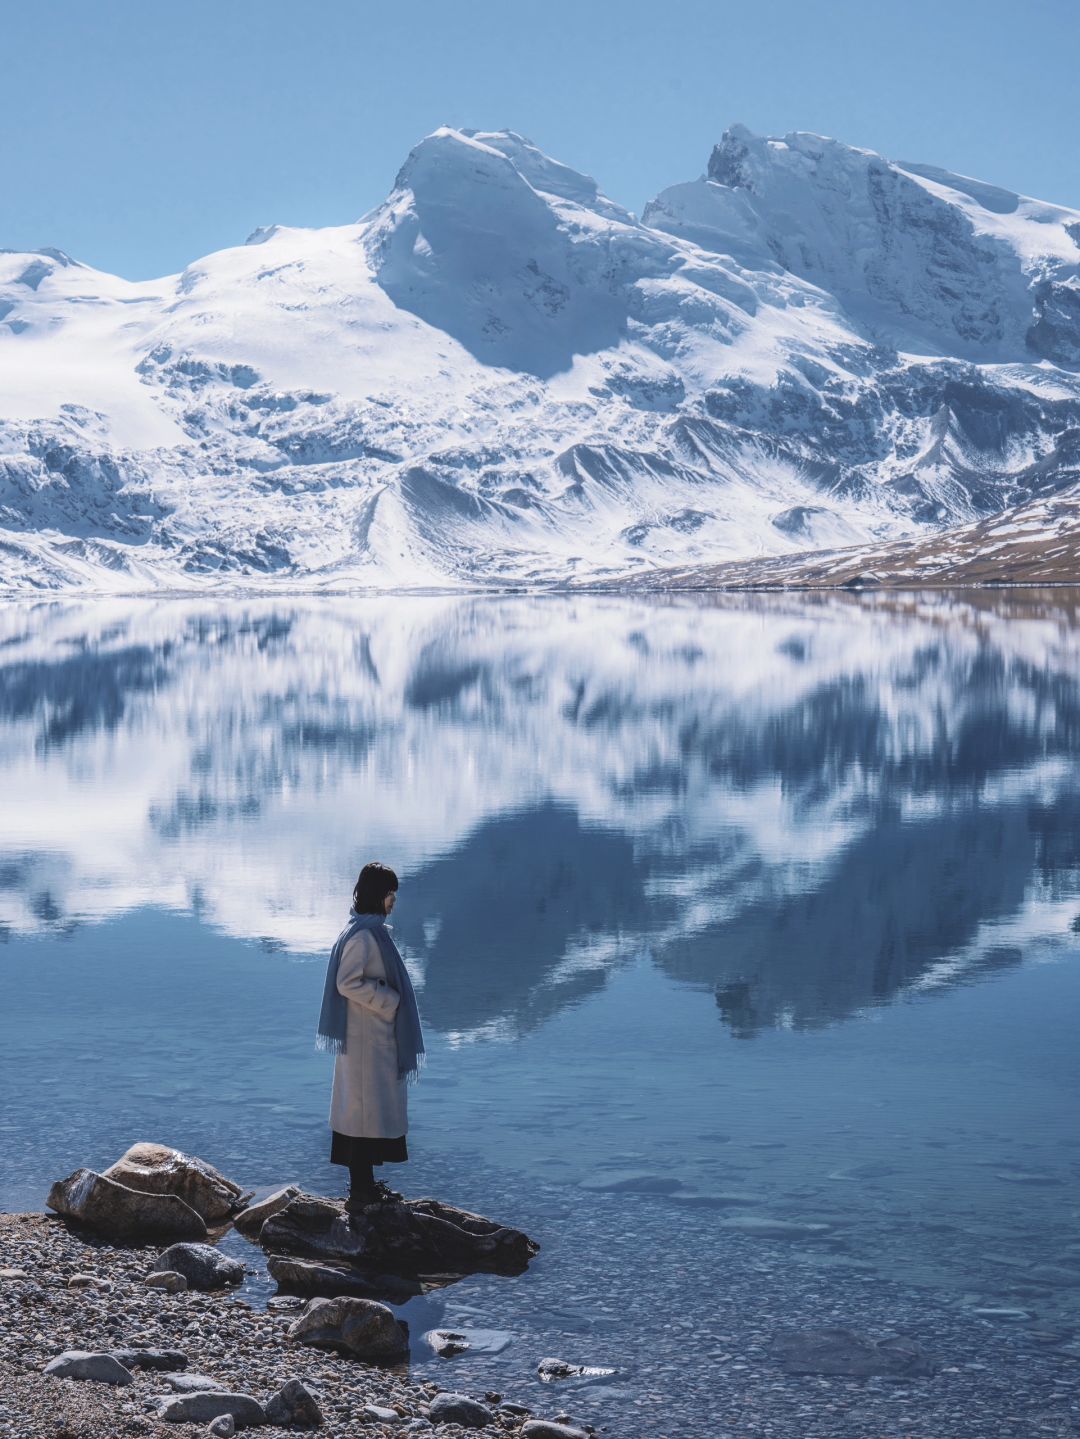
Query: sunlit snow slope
[[2, 125, 1079, 593]]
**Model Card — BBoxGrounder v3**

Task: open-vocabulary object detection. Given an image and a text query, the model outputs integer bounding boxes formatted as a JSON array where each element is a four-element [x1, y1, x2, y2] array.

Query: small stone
[[154, 1242, 245, 1291], [500, 1403, 532, 1417], [521, 1423, 590, 1439], [111, 1348, 189, 1372], [426, 1329, 471, 1357], [67, 1273, 98, 1288], [264, 1378, 323, 1428], [144, 1270, 189, 1293], [43, 1351, 134, 1385], [163, 1373, 226, 1393], [362, 1405, 401, 1422], [427, 1393, 496, 1428], [0, 1267, 29, 1280], [205, 1418, 236, 1438]]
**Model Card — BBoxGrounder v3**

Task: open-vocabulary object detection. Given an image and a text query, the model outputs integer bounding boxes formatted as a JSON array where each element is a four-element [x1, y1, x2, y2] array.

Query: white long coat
[[328, 928, 407, 1138]]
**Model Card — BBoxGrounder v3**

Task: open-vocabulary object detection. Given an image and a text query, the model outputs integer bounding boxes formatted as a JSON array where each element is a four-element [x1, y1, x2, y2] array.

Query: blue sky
[[4, 0, 1078, 279]]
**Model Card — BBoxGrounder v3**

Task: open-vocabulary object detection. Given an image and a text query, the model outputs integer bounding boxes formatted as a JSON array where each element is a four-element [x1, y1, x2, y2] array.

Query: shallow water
[[2, 591, 1079, 1432]]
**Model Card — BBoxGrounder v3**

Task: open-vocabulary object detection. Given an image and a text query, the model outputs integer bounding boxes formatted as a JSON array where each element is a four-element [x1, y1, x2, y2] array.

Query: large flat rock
[[258, 1191, 539, 1279]]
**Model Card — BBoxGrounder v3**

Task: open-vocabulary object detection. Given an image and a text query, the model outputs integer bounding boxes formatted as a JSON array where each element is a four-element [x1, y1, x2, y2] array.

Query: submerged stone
[[771, 1327, 936, 1377]]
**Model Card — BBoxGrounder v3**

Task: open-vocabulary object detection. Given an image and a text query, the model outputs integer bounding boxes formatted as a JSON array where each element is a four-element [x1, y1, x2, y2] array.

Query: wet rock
[[500, 1403, 533, 1417], [111, 1348, 189, 1372], [260, 1190, 539, 1277], [144, 1269, 189, 1293], [104, 1142, 250, 1221], [268, 1254, 422, 1304], [286, 1295, 408, 1361], [264, 1377, 323, 1428], [234, 1185, 302, 1239], [536, 1357, 614, 1380], [43, 1350, 134, 1385], [426, 1328, 470, 1356], [771, 1327, 936, 1377], [47, 1167, 207, 1241], [155, 1242, 245, 1291], [427, 1392, 496, 1428], [163, 1373, 227, 1393], [156, 1391, 266, 1427], [522, 1423, 589, 1439]]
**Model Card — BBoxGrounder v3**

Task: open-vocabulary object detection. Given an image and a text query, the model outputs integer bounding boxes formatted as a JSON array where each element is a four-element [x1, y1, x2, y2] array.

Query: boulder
[[111, 1348, 189, 1372], [155, 1392, 266, 1427], [264, 1378, 323, 1428], [154, 1242, 245, 1291], [103, 1143, 249, 1222], [47, 1168, 206, 1242], [43, 1351, 133, 1385], [268, 1255, 421, 1304], [144, 1270, 188, 1293], [286, 1296, 408, 1362], [233, 1185, 302, 1239], [771, 1327, 937, 1377], [427, 1393, 496, 1428], [259, 1191, 539, 1278]]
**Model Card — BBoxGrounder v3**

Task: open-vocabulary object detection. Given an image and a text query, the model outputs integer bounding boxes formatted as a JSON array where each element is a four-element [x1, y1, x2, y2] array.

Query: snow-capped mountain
[[2, 125, 1079, 593]]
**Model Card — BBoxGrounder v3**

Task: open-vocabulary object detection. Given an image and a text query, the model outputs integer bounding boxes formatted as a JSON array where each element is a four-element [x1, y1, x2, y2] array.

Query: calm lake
[[2, 591, 1079, 1435]]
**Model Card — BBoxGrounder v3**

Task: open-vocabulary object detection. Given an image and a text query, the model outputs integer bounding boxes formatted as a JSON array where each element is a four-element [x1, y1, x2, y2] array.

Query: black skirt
[[330, 1130, 408, 1166]]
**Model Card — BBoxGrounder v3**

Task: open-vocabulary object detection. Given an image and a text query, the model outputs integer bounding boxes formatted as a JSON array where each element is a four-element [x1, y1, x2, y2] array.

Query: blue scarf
[[315, 910, 426, 1083]]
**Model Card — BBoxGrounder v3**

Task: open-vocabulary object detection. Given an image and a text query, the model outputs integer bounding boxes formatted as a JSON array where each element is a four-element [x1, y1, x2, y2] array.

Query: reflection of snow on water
[[1, 592, 1079, 1434]]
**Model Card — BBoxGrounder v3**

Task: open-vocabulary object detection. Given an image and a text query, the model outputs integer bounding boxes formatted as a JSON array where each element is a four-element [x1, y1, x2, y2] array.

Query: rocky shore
[[0, 1145, 586, 1439]]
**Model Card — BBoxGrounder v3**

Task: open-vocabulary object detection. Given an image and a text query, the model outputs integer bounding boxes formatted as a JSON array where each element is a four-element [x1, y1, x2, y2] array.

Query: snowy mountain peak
[[2, 124, 1080, 595], [648, 124, 1080, 363]]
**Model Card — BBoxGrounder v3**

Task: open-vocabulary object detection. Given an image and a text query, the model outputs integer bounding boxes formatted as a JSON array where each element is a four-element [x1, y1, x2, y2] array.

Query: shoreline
[[0, 1211, 587, 1439]]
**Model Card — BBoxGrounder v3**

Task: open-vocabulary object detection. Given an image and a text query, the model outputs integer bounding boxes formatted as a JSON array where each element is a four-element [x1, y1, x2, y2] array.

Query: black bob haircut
[[353, 862, 398, 915]]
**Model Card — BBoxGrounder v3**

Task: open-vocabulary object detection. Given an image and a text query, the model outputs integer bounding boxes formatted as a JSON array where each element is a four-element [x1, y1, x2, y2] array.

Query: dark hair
[[352, 861, 398, 915]]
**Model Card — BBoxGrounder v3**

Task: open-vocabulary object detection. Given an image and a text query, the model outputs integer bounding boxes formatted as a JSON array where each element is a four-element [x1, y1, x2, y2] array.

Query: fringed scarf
[[315, 910, 426, 1082]]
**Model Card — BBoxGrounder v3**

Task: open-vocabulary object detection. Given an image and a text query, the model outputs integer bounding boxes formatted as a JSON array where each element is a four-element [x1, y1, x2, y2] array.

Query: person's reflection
[[714, 980, 762, 1039]]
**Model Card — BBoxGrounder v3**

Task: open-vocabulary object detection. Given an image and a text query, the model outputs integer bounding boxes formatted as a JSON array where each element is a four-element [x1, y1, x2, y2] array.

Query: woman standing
[[316, 862, 425, 1212]]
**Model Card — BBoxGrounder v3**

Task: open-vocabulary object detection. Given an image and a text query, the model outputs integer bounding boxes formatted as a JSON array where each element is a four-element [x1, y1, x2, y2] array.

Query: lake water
[[2, 591, 1079, 1435]]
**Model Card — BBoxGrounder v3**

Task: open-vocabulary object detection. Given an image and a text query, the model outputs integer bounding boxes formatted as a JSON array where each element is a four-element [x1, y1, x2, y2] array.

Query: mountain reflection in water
[[2, 591, 1080, 1039]]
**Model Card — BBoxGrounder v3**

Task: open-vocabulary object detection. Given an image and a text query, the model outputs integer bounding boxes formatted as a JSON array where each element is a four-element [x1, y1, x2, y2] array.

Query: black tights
[[349, 1159, 375, 1193]]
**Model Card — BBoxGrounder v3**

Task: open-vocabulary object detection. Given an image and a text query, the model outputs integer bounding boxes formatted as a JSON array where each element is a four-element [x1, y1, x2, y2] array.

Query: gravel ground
[[0, 1214, 584, 1439], [4, 1199, 1080, 1439]]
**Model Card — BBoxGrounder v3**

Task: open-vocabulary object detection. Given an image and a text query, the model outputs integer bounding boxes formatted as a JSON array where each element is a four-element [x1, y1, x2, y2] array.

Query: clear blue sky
[[4, 0, 1078, 280]]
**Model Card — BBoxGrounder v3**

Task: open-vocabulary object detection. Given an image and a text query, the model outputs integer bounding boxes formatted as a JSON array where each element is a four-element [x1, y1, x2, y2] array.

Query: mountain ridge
[[2, 123, 1079, 594]]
